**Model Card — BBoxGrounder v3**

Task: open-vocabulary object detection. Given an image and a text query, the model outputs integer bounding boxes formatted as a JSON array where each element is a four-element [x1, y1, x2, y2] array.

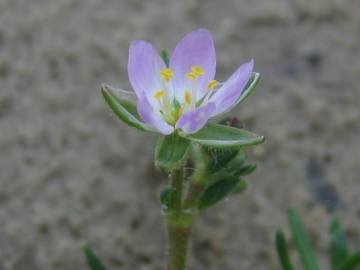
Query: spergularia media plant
[[85, 29, 264, 270]]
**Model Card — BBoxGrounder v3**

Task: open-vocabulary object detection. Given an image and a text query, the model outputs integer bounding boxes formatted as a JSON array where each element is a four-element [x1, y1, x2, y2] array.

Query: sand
[[0, 0, 359, 269]]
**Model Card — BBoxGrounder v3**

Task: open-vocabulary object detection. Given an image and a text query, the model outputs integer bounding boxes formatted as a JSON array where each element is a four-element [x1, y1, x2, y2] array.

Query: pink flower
[[127, 28, 254, 135]]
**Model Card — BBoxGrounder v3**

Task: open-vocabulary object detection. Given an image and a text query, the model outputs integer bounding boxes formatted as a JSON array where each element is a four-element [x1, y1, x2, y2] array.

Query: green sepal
[[155, 132, 190, 170], [237, 72, 260, 105], [232, 178, 247, 194], [339, 252, 360, 270], [288, 208, 320, 270], [101, 84, 155, 132], [180, 123, 264, 148], [161, 49, 170, 67], [83, 246, 109, 270], [330, 218, 351, 270], [197, 177, 241, 211], [160, 187, 176, 209], [275, 230, 295, 270]]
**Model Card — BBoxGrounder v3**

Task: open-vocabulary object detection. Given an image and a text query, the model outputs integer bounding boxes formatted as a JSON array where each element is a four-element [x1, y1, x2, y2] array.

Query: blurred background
[[0, 0, 359, 269]]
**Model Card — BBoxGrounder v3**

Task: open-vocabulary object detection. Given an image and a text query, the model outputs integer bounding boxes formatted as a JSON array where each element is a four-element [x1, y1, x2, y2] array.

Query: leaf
[[330, 218, 351, 270], [232, 178, 247, 194], [197, 177, 241, 211], [235, 163, 257, 176], [160, 187, 176, 209], [339, 252, 360, 270], [202, 146, 240, 173], [83, 246, 108, 270], [288, 208, 320, 270], [101, 84, 155, 132], [276, 230, 295, 270], [155, 133, 190, 170], [180, 123, 264, 147]]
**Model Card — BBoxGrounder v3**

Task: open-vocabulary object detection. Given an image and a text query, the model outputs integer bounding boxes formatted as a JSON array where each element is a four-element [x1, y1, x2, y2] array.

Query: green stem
[[171, 168, 184, 210], [166, 218, 193, 270]]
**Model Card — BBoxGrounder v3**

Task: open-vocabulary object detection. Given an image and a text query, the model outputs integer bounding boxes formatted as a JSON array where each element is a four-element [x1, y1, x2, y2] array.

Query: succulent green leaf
[[83, 246, 108, 270], [339, 252, 360, 270], [180, 123, 264, 147], [155, 133, 190, 170], [236, 163, 257, 176], [160, 187, 176, 209], [202, 146, 240, 173], [101, 84, 155, 132], [288, 208, 320, 270], [330, 218, 351, 270], [276, 230, 295, 270], [197, 177, 241, 211]]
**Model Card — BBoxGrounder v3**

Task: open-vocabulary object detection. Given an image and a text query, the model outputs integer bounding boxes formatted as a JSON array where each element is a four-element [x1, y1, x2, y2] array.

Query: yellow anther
[[184, 90, 192, 105], [186, 66, 205, 79], [154, 90, 166, 100], [207, 80, 219, 90], [160, 68, 174, 82]]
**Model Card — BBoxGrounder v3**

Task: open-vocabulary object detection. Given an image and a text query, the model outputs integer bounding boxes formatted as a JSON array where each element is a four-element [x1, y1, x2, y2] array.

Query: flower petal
[[128, 40, 165, 98], [176, 102, 216, 134], [137, 95, 174, 135], [170, 29, 216, 102], [209, 59, 254, 116]]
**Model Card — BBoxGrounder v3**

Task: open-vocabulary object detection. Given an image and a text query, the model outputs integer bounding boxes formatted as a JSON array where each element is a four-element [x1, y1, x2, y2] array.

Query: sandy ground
[[0, 0, 360, 269]]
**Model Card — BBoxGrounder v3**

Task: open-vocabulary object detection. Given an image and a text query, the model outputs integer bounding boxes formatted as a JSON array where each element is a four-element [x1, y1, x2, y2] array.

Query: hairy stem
[[171, 168, 184, 210], [166, 219, 193, 270]]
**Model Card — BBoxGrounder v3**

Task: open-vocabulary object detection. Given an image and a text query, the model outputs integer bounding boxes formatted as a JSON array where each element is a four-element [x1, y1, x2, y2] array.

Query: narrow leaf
[[83, 246, 108, 270], [235, 163, 257, 176], [198, 177, 241, 211], [330, 218, 351, 270], [160, 187, 176, 209], [339, 252, 360, 270], [202, 146, 240, 173], [180, 123, 264, 147], [276, 230, 295, 270], [155, 133, 190, 170], [101, 84, 155, 132], [288, 208, 320, 270]]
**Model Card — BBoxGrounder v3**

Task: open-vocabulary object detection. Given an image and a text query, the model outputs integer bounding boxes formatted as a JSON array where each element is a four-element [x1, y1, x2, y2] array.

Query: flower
[[127, 28, 254, 135]]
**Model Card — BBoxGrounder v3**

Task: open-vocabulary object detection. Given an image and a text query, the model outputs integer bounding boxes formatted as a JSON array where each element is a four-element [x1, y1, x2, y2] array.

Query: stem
[[171, 168, 184, 210], [166, 167, 195, 270], [166, 219, 192, 270]]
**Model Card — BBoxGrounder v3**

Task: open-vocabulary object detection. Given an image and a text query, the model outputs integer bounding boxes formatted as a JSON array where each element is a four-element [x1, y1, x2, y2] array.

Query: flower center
[[155, 66, 217, 126]]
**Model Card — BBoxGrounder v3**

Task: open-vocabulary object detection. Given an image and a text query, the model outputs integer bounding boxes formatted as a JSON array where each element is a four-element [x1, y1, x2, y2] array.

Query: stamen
[[154, 90, 166, 100], [160, 68, 174, 82], [184, 90, 192, 105], [186, 66, 205, 79], [207, 80, 219, 91]]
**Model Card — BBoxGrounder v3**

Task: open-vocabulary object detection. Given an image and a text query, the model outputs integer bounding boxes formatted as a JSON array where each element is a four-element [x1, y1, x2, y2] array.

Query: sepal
[[101, 84, 155, 132]]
